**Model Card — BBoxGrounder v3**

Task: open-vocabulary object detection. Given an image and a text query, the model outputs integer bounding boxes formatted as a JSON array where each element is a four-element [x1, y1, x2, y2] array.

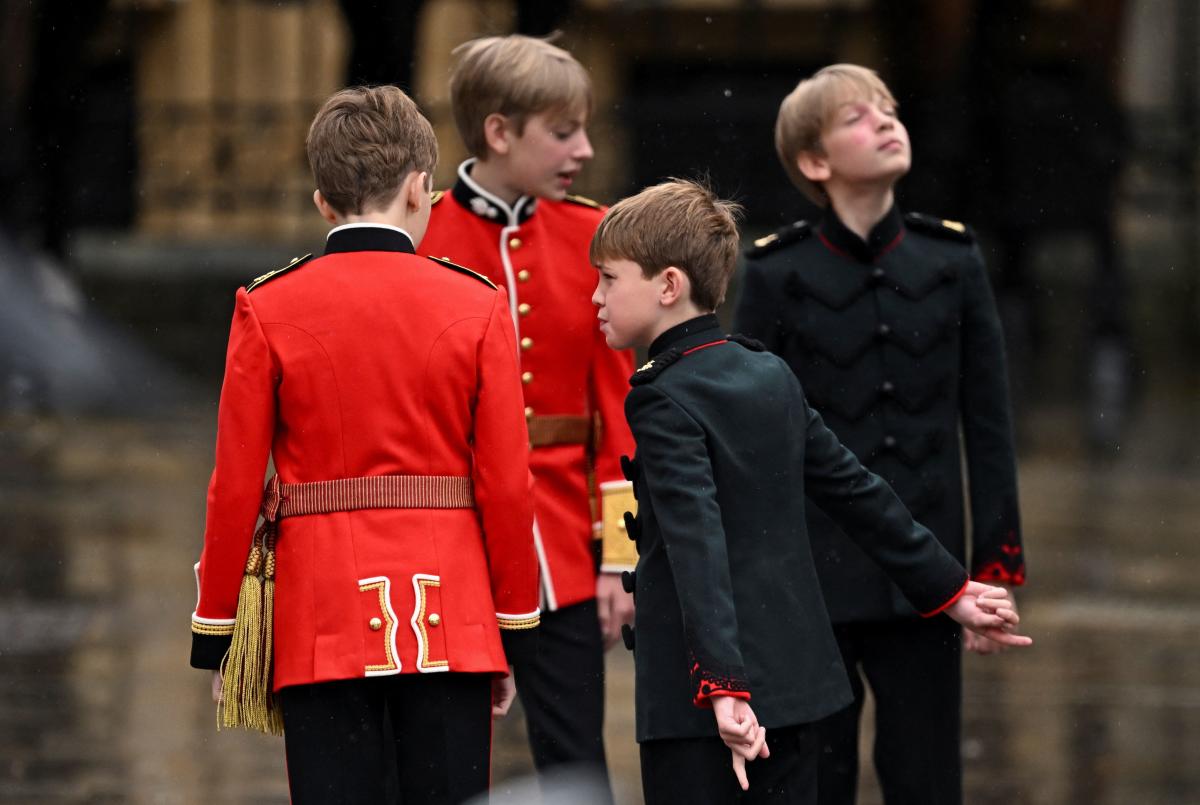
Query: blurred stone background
[[2, 0, 1199, 802]]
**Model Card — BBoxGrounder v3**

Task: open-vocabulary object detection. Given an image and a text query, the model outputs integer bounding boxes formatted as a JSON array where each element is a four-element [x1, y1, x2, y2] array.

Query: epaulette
[[727, 334, 766, 352], [630, 349, 683, 386], [745, 220, 812, 258], [246, 253, 314, 293], [427, 255, 497, 289], [430, 189, 445, 205], [564, 193, 603, 210], [904, 212, 974, 243]]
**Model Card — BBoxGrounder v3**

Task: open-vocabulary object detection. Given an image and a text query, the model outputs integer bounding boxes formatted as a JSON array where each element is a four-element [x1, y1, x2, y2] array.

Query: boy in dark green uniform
[[589, 179, 1030, 805], [734, 64, 1025, 805]]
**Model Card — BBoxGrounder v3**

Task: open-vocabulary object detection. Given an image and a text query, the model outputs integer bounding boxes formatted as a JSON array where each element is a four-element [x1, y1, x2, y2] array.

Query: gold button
[[517, 269, 530, 282], [428, 613, 441, 627], [617, 518, 627, 531], [522, 371, 533, 384], [508, 237, 522, 249], [525, 406, 534, 420], [369, 617, 382, 631], [518, 302, 531, 316], [520, 336, 533, 350]]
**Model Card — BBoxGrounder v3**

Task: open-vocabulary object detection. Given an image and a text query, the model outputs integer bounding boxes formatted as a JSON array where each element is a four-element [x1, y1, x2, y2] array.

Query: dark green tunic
[[623, 315, 967, 741]]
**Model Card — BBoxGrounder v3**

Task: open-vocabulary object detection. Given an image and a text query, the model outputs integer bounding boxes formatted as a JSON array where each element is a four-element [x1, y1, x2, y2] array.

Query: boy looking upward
[[420, 35, 637, 795], [590, 179, 1030, 805], [190, 86, 539, 803], [734, 64, 1025, 805]]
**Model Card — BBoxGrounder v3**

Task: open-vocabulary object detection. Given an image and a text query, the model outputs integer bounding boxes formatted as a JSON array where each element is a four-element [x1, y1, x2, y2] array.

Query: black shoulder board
[[745, 220, 811, 258], [246, 253, 314, 293], [427, 255, 497, 289], [430, 189, 445, 205], [727, 334, 766, 352], [904, 212, 974, 243], [564, 193, 603, 210], [630, 349, 683, 386]]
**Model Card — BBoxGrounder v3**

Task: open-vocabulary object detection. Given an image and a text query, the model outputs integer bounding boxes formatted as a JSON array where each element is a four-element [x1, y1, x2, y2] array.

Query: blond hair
[[306, 85, 437, 216], [450, 34, 593, 158], [590, 179, 743, 311], [775, 64, 897, 205]]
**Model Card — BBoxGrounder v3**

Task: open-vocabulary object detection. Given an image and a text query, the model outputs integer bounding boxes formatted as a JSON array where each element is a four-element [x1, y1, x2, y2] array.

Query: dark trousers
[[816, 616, 963, 805], [511, 598, 612, 799], [641, 723, 819, 805], [278, 673, 492, 805]]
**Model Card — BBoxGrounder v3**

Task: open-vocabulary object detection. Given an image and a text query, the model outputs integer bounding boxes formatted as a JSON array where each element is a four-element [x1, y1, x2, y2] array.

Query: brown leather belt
[[527, 414, 592, 448]]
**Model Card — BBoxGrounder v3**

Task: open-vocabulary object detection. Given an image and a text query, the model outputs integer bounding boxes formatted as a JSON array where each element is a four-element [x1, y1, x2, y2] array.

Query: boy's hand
[[211, 670, 223, 704], [713, 695, 770, 791], [596, 572, 635, 650], [946, 581, 1032, 648], [492, 669, 517, 718], [964, 586, 1016, 654]]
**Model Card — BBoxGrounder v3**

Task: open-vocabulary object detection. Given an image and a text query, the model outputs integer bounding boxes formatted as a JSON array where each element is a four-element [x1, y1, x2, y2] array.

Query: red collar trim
[[682, 339, 729, 356]]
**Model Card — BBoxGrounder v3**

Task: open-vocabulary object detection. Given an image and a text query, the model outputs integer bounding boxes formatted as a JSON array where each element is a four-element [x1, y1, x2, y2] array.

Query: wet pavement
[[1, 394, 1199, 804]]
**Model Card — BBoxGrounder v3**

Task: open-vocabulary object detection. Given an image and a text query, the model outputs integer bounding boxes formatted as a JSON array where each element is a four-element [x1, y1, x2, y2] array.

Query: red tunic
[[190, 224, 540, 690], [421, 161, 637, 610]]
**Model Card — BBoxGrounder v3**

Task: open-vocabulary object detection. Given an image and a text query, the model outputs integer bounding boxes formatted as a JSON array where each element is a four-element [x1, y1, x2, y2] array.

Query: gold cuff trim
[[191, 620, 235, 636], [497, 614, 541, 630], [600, 481, 639, 568]]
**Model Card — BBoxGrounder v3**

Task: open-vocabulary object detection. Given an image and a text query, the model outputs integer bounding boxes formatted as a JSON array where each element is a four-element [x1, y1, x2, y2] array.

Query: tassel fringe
[[217, 527, 284, 736]]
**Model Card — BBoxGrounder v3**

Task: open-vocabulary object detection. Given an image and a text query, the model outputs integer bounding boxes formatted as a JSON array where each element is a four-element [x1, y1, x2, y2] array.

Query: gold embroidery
[[191, 620, 235, 636], [358, 579, 399, 673], [414, 577, 449, 669], [497, 614, 541, 630]]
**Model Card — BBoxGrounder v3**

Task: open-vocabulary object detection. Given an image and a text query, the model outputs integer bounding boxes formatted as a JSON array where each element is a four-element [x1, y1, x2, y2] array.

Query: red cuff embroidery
[[973, 538, 1026, 586], [921, 577, 969, 618], [690, 659, 751, 708]]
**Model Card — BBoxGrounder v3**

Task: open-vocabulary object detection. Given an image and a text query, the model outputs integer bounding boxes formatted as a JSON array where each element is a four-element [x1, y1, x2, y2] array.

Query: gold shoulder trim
[[246, 253, 313, 293], [564, 193, 603, 210], [427, 255, 497, 289], [431, 190, 445, 205], [941, 219, 966, 233]]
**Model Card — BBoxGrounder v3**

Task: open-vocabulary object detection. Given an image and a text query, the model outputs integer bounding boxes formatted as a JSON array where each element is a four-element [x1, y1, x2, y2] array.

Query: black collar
[[817, 204, 904, 263], [451, 159, 538, 225], [324, 224, 416, 256], [649, 313, 722, 358]]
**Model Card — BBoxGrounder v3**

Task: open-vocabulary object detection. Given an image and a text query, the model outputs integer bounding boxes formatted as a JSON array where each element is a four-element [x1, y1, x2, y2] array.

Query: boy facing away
[[420, 35, 637, 795], [734, 64, 1025, 805], [189, 86, 540, 804], [590, 179, 1030, 805]]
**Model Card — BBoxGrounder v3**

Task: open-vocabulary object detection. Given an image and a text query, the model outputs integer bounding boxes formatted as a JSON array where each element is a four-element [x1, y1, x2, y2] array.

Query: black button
[[621, 570, 636, 593], [871, 267, 886, 280], [621, 623, 636, 651], [883, 435, 897, 448], [624, 511, 640, 541], [877, 323, 891, 337], [881, 380, 895, 394], [620, 454, 638, 481]]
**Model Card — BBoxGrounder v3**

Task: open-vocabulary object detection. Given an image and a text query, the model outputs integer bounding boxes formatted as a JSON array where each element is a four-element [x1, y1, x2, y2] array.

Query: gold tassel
[[218, 527, 282, 735]]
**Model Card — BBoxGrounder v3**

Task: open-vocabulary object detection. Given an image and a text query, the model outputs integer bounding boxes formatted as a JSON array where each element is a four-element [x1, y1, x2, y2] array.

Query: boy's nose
[[590, 282, 603, 307], [575, 131, 595, 161]]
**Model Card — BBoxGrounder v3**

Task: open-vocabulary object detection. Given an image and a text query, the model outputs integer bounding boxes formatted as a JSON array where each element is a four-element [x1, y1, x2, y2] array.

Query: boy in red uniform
[[189, 86, 540, 804], [421, 35, 637, 796]]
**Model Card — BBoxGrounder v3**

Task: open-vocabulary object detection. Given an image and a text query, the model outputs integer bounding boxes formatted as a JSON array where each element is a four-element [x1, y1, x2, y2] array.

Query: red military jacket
[[421, 160, 637, 611], [189, 224, 540, 690]]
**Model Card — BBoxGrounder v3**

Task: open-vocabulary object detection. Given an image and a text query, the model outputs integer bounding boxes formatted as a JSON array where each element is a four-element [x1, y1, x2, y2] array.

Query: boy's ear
[[796, 151, 831, 183], [482, 113, 513, 156], [659, 267, 690, 306], [404, 171, 429, 212], [313, 189, 340, 225]]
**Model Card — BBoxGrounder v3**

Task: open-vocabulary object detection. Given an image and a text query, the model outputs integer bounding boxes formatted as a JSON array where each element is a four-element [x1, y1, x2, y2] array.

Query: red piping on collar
[[682, 339, 729, 355], [817, 231, 852, 260], [877, 229, 906, 259]]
